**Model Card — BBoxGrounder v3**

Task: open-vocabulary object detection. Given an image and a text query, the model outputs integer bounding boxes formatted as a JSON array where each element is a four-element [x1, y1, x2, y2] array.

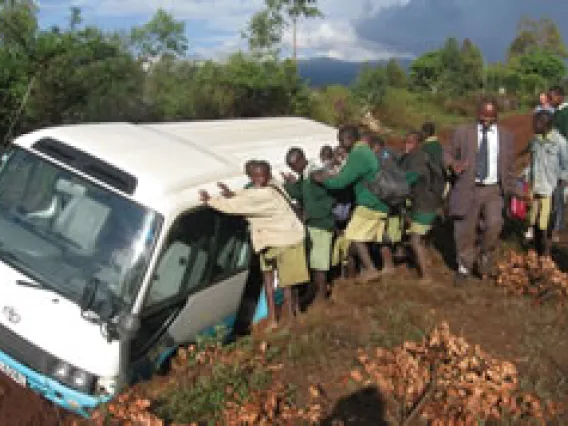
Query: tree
[[243, 0, 322, 59], [242, 7, 284, 54], [26, 25, 148, 128], [410, 51, 443, 92], [129, 9, 188, 60], [460, 38, 484, 92], [437, 37, 464, 93], [511, 50, 566, 95], [220, 52, 310, 116], [0, 0, 38, 53], [352, 64, 388, 109], [68, 6, 82, 31], [508, 17, 567, 60], [385, 58, 407, 88], [283, 0, 322, 60]]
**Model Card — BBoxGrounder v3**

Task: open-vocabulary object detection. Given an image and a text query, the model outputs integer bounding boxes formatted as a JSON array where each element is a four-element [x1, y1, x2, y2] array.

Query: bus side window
[[144, 209, 215, 308], [209, 213, 250, 283]]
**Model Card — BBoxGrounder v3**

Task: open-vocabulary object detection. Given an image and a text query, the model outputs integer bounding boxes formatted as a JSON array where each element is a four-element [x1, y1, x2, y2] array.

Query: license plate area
[[0, 361, 27, 387]]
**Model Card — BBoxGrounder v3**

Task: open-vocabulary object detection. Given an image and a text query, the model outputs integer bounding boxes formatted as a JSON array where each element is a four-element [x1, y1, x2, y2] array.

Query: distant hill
[[297, 57, 413, 87]]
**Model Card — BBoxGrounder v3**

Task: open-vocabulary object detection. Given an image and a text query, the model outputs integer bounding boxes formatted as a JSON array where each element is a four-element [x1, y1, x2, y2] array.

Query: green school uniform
[[284, 170, 335, 231], [553, 103, 568, 139], [422, 136, 443, 165], [323, 142, 389, 213]]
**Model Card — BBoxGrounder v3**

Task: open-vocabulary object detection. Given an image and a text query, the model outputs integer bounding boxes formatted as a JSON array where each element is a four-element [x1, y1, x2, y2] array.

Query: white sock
[[458, 264, 469, 275]]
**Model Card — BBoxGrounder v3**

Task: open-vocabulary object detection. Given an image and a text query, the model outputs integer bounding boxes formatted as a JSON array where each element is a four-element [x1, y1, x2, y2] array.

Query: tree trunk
[[292, 17, 297, 61]]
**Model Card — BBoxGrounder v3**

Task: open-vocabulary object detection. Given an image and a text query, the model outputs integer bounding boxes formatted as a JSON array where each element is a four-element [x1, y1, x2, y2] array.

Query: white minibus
[[0, 117, 336, 415]]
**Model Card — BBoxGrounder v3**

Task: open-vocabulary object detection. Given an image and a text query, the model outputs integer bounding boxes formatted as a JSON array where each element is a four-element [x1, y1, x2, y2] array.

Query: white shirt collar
[[477, 123, 496, 133]]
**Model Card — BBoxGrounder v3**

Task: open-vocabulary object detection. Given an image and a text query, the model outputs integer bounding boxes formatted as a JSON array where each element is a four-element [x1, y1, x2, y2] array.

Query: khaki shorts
[[408, 221, 433, 236], [529, 196, 552, 231], [332, 233, 351, 267], [345, 206, 387, 243], [307, 227, 333, 271], [259, 241, 309, 287], [385, 215, 403, 244]]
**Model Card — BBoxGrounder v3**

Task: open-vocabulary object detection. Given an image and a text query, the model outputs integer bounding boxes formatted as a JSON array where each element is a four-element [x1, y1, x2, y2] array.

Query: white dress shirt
[[476, 124, 499, 185]]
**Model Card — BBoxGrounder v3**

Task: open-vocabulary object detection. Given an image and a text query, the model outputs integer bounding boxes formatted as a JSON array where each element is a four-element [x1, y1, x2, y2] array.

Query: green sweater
[[284, 176, 335, 231], [323, 142, 389, 213], [553, 104, 568, 139], [422, 137, 443, 165]]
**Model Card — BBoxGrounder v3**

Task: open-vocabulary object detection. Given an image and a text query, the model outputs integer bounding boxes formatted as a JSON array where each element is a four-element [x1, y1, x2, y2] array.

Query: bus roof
[[14, 117, 337, 210]]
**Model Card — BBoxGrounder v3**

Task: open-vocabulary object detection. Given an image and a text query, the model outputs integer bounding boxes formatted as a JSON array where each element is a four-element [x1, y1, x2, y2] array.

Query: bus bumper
[[0, 348, 110, 417]]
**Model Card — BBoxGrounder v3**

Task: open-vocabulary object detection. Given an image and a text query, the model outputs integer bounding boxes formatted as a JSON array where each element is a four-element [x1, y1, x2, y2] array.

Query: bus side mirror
[[117, 313, 140, 341]]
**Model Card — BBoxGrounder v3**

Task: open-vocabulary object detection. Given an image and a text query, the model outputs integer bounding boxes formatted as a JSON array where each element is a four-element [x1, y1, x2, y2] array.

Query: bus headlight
[[71, 370, 90, 390], [52, 361, 71, 381], [50, 361, 94, 393]]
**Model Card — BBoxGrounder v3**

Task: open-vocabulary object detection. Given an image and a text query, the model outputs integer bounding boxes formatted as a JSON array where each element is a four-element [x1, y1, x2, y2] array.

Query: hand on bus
[[281, 172, 297, 184], [217, 182, 235, 197], [199, 190, 211, 203]]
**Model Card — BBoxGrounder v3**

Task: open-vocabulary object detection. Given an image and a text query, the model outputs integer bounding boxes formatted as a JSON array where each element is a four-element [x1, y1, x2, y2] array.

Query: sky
[[36, 0, 568, 62]]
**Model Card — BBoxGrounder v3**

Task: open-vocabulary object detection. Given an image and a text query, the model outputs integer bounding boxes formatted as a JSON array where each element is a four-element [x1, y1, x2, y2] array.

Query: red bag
[[510, 181, 528, 220]]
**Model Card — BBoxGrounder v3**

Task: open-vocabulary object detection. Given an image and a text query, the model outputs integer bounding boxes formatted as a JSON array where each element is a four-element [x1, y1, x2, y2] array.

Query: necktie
[[476, 127, 489, 181]]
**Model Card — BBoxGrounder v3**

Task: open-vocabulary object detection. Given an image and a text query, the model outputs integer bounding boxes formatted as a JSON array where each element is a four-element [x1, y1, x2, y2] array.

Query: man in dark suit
[[446, 99, 516, 284]]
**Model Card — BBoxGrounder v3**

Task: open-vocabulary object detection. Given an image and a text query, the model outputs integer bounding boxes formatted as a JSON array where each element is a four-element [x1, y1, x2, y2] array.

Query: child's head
[[244, 159, 258, 178], [421, 121, 436, 138], [250, 160, 271, 187], [286, 147, 308, 175], [320, 145, 333, 164], [404, 131, 422, 154], [333, 145, 347, 166], [533, 110, 553, 136], [548, 85, 564, 108], [337, 125, 360, 152], [363, 132, 385, 155]]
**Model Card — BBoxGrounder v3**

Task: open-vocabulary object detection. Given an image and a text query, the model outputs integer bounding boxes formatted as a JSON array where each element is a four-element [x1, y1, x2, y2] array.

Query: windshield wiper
[[0, 245, 57, 293], [15, 279, 46, 290]]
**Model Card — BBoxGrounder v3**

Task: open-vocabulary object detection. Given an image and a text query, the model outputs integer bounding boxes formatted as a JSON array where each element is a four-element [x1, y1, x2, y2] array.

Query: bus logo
[[2, 306, 21, 324]]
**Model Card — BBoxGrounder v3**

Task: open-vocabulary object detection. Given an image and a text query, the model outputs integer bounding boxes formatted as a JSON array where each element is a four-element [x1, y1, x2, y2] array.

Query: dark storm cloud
[[356, 0, 568, 61]]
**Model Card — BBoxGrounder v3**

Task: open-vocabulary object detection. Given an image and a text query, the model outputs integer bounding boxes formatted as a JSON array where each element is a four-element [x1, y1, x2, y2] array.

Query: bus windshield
[[0, 147, 161, 308]]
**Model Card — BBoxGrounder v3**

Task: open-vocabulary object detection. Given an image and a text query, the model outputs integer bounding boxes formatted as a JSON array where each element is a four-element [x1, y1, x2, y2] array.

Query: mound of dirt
[[0, 374, 62, 426]]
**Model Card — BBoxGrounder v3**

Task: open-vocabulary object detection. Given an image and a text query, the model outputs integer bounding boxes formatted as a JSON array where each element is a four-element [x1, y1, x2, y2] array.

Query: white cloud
[[39, 0, 409, 60], [283, 19, 412, 61]]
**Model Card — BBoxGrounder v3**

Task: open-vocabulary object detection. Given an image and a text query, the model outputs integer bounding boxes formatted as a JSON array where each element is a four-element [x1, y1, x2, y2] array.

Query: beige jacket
[[207, 185, 304, 253]]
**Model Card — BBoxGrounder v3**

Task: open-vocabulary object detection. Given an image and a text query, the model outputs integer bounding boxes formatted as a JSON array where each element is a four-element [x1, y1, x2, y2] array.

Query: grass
[[153, 331, 278, 424]]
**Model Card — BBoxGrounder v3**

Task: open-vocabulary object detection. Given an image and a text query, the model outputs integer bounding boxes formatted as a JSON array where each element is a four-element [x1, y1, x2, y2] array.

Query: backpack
[[425, 155, 446, 206], [364, 161, 411, 207]]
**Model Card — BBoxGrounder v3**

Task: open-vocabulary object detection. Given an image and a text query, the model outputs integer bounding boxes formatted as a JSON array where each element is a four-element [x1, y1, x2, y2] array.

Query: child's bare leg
[[263, 271, 277, 326], [313, 270, 328, 304], [352, 242, 380, 282], [410, 234, 431, 283], [283, 287, 299, 320], [380, 245, 395, 274]]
